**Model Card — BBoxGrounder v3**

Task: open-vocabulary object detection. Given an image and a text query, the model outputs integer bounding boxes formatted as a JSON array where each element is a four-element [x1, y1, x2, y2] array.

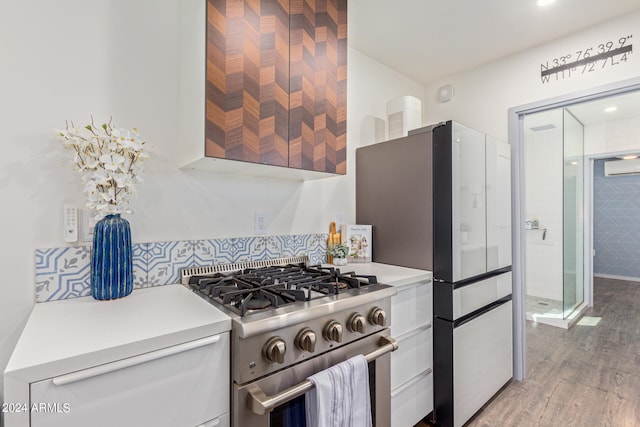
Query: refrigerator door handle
[[452, 295, 512, 328]]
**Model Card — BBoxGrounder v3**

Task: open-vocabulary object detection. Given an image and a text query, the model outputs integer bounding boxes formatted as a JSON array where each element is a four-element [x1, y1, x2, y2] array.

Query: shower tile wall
[[525, 121, 564, 301], [594, 159, 640, 280]]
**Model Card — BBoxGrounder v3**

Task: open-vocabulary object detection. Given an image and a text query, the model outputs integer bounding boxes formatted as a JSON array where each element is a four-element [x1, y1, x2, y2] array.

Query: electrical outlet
[[254, 212, 268, 235]]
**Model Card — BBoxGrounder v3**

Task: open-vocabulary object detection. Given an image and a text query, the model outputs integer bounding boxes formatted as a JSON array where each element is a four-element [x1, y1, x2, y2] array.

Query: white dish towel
[[305, 354, 372, 427]]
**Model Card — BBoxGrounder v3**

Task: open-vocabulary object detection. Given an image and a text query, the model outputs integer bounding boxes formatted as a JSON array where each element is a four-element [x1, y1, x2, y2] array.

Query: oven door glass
[[270, 395, 306, 427], [267, 361, 376, 427], [235, 332, 393, 427]]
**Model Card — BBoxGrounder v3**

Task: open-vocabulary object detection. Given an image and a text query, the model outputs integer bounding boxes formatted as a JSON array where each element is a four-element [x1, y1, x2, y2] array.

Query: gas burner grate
[[181, 255, 381, 317]]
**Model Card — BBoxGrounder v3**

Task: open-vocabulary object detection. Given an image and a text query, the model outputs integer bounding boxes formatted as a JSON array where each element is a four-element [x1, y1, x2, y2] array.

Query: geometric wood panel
[[206, 0, 290, 167], [288, 0, 347, 174]]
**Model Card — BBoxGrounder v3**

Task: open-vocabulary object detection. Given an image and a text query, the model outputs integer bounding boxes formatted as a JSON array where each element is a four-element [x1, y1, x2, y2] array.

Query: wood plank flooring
[[417, 277, 640, 426]]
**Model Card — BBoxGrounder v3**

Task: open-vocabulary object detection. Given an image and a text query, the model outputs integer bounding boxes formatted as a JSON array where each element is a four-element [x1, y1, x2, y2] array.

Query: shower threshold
[[526, 299, 589, 329]]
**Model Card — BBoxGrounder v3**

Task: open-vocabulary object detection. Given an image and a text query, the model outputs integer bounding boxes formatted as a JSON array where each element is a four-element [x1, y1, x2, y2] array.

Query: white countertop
[[331, 262, 432, 287], [4, 284, 231, 383]]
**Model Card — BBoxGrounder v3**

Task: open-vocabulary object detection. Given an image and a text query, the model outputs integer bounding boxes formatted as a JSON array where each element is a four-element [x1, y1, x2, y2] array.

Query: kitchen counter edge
[[4, 284, 231, 383], [327, 262, 432, 287]]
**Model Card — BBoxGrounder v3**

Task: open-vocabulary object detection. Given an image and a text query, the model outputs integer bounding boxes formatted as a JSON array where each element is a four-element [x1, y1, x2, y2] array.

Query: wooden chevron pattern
[[288, 0, 347, 174], [206, 0, 290, 167], [205, 0, 346, 174]]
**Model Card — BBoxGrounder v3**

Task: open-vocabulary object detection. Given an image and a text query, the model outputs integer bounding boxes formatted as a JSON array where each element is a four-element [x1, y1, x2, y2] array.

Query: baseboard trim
[[594, 273, 640, 283]]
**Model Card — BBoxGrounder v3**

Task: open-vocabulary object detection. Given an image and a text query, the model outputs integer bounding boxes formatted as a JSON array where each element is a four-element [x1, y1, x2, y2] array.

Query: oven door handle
[[246, 334, 398, 415]]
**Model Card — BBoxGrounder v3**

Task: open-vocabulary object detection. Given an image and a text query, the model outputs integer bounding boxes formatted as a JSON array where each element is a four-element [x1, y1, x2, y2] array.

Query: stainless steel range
[[181, 256, 398, 427]]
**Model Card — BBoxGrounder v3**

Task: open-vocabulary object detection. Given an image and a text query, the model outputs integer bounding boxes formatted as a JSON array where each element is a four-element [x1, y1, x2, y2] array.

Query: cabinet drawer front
[[30, 333, 230, 427], [391, 280, 432, 338], [391, 325, 432, 390], [452, 271, 511, 320], [391, 370, 434, 427], [453, 301, 512, 427]]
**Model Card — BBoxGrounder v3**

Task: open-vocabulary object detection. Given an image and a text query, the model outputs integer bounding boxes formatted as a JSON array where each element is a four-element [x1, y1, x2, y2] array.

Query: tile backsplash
[[35, 234, 328, 302]]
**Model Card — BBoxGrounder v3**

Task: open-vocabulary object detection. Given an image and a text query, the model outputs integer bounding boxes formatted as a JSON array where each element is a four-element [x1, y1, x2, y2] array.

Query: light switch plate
[[335, 213, 346, 230], [254, 212, 268, 235], [79, 209, 98, 242]]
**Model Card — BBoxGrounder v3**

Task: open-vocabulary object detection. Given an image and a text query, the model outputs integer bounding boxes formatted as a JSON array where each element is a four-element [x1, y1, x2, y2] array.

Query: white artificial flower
[[113, 173, 130, 188], [56, 118, 150, 219]]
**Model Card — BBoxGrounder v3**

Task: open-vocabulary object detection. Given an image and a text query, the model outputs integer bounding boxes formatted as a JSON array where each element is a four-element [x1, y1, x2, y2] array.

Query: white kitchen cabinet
[[390, 278, 433, 427], [4, 285, 232, 427], [30, 333, 229, 427], [452, 301, 513, 427], [391, 367, 433, 427], [391, 325, 432, 391]]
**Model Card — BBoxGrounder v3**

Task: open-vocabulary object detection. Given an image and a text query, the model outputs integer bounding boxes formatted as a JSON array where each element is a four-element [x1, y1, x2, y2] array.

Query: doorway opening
[[523, 108, 587, 328], [509, 77, 640, 380]]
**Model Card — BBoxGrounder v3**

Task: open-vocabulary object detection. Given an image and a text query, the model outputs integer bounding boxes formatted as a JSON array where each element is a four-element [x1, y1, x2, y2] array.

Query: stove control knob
[[369, 307, 388, 327], [296, 328, 317, 353], [264, 337, 286, 364], [348, 314, 366, 334], [324, 320, 343, 343]]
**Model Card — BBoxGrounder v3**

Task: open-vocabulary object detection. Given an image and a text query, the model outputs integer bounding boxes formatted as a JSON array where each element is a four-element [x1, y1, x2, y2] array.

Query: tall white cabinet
[[390, 277, 433, 427]]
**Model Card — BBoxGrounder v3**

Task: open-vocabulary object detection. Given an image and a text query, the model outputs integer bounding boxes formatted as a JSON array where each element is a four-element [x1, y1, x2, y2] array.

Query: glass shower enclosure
[[524, 108, 584, 325], [562, 109, 584, 317]]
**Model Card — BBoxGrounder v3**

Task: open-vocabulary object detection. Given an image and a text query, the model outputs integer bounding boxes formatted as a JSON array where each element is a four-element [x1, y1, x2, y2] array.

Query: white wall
[[0, 1, 425, 400], [423, 11, 640, 140], [585, 115, 640, 155]]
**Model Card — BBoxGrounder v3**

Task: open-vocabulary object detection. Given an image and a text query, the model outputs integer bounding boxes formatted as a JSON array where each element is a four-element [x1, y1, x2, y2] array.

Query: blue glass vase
[[91, 213, 133, 300]]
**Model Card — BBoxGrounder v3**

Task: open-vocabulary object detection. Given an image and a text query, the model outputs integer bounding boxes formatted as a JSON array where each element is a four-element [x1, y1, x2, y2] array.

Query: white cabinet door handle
[[395, 322, 432, 342], [197, 417, 221, 427], [390, 368, 432, 398], [52, 335, 221, 386]]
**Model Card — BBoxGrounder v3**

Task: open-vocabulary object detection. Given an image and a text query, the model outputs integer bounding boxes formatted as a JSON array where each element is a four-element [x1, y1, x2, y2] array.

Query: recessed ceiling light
[[621, 155, 638, 160], [604, 106, 618, 113], [537, 0, 555, 6]]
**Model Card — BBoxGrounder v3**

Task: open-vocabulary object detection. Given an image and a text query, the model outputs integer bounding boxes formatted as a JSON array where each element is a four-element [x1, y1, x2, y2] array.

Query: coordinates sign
[[540, 35, 633, 83]]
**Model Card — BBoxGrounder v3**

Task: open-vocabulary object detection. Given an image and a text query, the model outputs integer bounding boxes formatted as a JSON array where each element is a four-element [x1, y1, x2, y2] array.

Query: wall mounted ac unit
[[604, 158, 640, 176]]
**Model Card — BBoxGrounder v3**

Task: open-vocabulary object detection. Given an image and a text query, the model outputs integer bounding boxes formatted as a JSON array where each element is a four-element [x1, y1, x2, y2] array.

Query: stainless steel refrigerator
[[356, 120, 513, 427]]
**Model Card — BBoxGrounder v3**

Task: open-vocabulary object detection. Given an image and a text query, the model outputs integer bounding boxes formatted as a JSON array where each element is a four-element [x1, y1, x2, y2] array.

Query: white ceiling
[[349, 0, 640, 85], [349, 0, 640, 129], [566, 91, 640, 125]]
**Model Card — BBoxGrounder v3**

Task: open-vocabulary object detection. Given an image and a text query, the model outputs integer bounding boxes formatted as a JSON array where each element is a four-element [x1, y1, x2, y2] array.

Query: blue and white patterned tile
[[211, 237, 252, 264], [33, 233, 332, 302], [132, 243, 150, 288], [35, 246, 91, 302], [277, 234, 313, 258], [146, 241, 195, 286], [307, 234, 329, 265], [193, 240, 217, 266], [250, 236, 282, 261]]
